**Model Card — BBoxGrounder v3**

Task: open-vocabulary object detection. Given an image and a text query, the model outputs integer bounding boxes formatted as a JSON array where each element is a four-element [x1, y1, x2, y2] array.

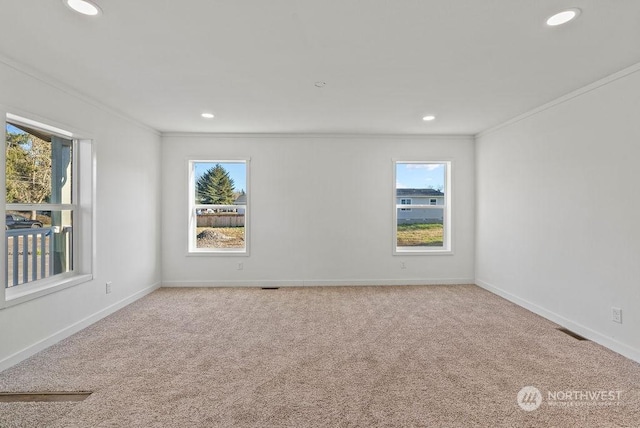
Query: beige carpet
[[0, 285, 639, 427]]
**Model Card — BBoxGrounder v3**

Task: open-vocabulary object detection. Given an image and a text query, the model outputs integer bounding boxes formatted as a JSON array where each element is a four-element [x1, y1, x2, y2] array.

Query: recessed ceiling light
[[64, 0, 101, 16], [546, 8, 581, 26], [201, 113, 215, 119], [422, 115, 436, 121]]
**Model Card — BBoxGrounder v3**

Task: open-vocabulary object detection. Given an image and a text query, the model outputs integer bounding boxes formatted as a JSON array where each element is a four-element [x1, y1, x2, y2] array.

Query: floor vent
[[0, 392, 92, 403], [557, 328, 588, 341], [261, 287, 280, 290]]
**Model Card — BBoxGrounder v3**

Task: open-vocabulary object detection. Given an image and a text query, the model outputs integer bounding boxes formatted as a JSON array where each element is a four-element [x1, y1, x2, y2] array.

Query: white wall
[[476, 66, 640, 362], [162, 135, 475, 286], [0, 58, 162, 370]]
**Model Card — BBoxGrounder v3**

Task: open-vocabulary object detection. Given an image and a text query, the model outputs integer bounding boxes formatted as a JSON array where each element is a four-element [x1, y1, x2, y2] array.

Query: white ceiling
[[1, 0, 639, 135]]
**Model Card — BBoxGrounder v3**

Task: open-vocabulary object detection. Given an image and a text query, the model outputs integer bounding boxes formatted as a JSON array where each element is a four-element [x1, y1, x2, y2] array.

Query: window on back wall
[[4, 113, 93, 305], [188, 160, 249, 254], [394, 161, 451, 254]]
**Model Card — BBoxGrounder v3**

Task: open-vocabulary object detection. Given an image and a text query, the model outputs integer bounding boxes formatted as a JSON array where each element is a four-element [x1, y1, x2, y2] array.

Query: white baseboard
[[162, 278, 475, 288], [302, 278, 474, 286], [163, 280, 303, 288], [475, 279, 640, 364], [0, 282, 161, 372]]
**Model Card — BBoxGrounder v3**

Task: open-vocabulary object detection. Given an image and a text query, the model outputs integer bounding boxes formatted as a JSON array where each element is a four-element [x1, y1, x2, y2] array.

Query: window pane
[[195, 209, 245, 250], [5, 123, 73, 204], [5, 210, 73, 288], [193, 162, 247, 204], [396, 208, 444, 247], [395, 162, 445, 198]]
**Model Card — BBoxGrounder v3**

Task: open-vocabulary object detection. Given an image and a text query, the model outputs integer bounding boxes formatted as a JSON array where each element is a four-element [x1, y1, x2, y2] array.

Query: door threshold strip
[[0, 392, 92, 402], [557, 327, 588, 341]]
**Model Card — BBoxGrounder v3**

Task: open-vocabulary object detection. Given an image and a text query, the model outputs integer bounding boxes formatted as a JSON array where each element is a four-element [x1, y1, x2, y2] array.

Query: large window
[[3, 113, 93, 304], [188, 160, 249, 254], [394, 161, 451, 254]]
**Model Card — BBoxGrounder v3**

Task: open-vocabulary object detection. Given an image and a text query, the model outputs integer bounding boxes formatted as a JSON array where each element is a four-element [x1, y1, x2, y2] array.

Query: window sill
[[187, 250, 249, 257], [394, 248, 453, 256], [2, 273, 93, 309]]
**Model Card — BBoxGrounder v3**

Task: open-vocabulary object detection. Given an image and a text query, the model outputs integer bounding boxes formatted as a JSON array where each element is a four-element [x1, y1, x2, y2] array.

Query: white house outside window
[[188, 160, 249, 254], [394, 161, 451, 254]]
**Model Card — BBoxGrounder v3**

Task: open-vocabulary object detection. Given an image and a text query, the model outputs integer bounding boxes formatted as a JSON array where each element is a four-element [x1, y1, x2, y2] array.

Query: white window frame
[[188, 159, 250, 255], [393, 160, 452, 255], [2, 112, 94, 308]]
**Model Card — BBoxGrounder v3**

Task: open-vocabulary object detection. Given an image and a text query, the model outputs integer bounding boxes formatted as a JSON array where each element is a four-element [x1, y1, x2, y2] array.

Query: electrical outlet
[[400, 262, 406, 269], [237, 262, 244, 271], [105, 281, 112, 294], [612, 307, 622, 323]]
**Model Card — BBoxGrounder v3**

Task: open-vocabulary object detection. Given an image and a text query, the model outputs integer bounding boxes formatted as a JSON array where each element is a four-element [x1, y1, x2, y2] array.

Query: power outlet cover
[[612, 307, 622, 323]]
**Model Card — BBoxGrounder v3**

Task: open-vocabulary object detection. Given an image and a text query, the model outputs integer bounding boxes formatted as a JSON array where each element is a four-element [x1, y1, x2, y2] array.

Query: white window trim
[[393, 160, 452, 255], [187, 159, 250, 256], [2, 113, 94, 308]]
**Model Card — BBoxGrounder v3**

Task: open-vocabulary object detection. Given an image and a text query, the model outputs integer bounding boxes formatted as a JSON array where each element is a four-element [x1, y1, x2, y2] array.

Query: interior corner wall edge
[[475, 67, 640, 362], [0, 60, 163, 369]]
